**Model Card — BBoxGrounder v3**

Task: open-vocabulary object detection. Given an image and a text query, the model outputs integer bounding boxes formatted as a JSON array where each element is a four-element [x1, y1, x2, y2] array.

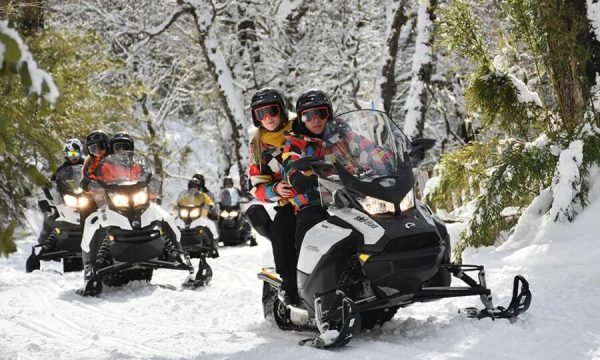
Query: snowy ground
[[2, 182, 600, 359]]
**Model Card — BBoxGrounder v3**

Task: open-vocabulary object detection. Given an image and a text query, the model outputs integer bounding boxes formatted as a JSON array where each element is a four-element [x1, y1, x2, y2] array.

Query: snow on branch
[[549, 140, 584, 222], [0, 20, 59, 104]]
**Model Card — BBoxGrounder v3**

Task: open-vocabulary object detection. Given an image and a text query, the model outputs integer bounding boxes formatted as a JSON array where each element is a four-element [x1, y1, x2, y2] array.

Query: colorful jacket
[[281, 133, 327, 210], [248, 121, 294, 204], [283, 120, 394, 211]]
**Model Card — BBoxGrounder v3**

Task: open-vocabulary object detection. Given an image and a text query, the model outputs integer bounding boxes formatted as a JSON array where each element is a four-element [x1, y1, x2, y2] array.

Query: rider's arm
[[248, 144, 285, 203]]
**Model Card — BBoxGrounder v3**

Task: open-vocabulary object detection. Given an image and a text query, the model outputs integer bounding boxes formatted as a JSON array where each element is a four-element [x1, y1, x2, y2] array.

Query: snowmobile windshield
[[220, 188, 240, 207], [177, 189, 208, 207], [95, 152, 152, 187], [318, 110, 414, 204], [54, 164, 83, 195]]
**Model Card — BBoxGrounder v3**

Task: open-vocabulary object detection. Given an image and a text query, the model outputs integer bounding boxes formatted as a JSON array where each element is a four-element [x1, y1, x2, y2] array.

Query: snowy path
[[1, 216, 599, 359]]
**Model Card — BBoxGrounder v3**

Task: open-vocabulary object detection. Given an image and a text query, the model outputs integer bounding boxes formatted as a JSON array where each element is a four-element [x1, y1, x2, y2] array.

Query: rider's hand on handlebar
[[275, 181, 293, 198]]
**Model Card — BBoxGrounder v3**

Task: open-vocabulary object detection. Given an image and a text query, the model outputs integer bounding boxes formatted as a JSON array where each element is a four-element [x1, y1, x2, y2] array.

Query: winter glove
[[291, 174, 318, 193], [324, 118, 351, 144]]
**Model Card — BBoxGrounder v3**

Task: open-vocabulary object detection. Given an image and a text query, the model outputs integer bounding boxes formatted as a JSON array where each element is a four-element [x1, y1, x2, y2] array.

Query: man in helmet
[[219, 176, 257, 246], [37, 138, 86, 249], [96, 132, 142, 183], [283, 89, 393, 256], [188, 177, 218, 219]]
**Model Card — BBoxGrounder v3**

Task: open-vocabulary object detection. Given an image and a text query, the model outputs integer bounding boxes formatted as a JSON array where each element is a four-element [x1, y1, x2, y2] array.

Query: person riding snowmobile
[[96, 132, 142, 183], [248, 87, 299, 304], [38, 138, 85, 253], [282, 89, 394, 295], [218, 176, 257, 246]]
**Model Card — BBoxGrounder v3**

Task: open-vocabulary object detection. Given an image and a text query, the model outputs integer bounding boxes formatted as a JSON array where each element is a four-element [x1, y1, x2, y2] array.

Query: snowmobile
[[252, 110, 532, 349], [175, 188, 220, 258], [79, 152, 210, 296], [218, 188, 256, 246], [26, 164, 88, 273]]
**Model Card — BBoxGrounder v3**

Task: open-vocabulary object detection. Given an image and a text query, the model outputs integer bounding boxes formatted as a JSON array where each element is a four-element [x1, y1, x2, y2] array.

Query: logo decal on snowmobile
[[353, 215, 379, 229], [405, 222, 416, 229], [306, 245, 319, 252]]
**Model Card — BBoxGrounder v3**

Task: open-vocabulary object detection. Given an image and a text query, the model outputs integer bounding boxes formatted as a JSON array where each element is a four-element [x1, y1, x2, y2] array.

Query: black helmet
[[294, 89, 333, 137], [250, 88, 289, 128], [192, 174, 205, 188], [110, 132, 134, 153], [223, 176, 234, 187], [188, 178, 202, 190], [85, 130, 110, 157]]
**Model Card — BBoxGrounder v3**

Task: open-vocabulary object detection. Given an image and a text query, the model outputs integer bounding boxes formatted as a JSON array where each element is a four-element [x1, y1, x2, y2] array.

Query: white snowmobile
[[79, 152, 209, 296], [27, 164, 88, 273], [252, 110, 532, 348]]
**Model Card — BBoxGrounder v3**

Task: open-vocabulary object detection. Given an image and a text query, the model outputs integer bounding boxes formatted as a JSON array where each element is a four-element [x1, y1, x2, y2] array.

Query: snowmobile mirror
[[409, 138, 436, 163], [245, 204, 272, 238], [38, 199, 51, 213]]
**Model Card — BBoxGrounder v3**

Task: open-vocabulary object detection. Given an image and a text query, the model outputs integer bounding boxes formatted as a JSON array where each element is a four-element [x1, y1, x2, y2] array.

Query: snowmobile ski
[[460, 275, 531, 322], [299, 297, 359, 349]]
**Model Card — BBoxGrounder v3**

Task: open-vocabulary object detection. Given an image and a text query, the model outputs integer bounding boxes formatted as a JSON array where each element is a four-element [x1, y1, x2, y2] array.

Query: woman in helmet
[[81, 130, 110, 191], [248, 87, 299, 304]]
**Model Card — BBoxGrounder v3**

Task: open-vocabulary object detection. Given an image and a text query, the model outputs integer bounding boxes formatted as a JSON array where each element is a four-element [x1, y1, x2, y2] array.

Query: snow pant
[[268, 204, 297, 285], [294, 206, 330, 254]]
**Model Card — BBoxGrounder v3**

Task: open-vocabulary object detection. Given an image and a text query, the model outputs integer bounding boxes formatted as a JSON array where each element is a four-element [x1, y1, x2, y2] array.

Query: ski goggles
[[253, 104, 280, 122], [87, 142, 107, 155], [112, 141, 133, 153], [300, 106, 330, 123], [65, 149, 81, 159]]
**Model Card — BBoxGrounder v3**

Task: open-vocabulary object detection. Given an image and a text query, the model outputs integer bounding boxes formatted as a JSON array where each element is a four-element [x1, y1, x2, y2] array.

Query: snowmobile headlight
[[132, 188, 149, 206], [189, 207, 201, 219], [180, 208, 190, 219], [77, 196, 90, 209], [63, 194, 78, 208], [358, 196, 396, 215], [399, 190, 415, 212], [220, 210, 229, 217], [109, 192, 130, 208], [228, 210, 239, 217]]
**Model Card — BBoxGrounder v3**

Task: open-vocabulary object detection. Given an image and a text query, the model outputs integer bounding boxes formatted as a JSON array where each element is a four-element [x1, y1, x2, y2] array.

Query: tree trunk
[[381, 0, 408, 114]]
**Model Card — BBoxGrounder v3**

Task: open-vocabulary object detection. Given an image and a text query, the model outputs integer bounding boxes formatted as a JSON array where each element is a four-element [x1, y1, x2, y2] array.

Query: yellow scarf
[[261, 120, 293, 147]]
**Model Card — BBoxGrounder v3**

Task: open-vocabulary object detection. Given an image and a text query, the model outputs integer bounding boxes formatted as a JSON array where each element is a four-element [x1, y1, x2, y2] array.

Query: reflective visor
[[112, 141, 133, 152], [88, 142, 107, 155], [254, 104, 280, 122], [66, 149, 80, 158], [301, 106, 330, 123]]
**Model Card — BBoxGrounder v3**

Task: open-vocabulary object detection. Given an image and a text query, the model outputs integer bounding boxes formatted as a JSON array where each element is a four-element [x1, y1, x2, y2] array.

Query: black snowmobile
[[218, 188, 256, 246], [251, 110, 531, 348], [79, 152, 210, 296], [175, 189, 220, 258], [26, 164, 88, 273]]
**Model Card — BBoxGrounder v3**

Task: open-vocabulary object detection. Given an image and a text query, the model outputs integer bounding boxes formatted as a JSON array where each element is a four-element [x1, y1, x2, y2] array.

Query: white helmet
[[63, 138, 83, 159]]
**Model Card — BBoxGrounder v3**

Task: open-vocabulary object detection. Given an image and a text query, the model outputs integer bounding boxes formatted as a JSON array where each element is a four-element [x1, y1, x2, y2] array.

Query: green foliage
[[0, 29, 135, 255], [437, 1, 490, 66], [465, 67, 543, 137], [433, 0, 600, 259], [427, 140, 498, 210], [455, 142, 557, 260], [0, 221, 18, 257]]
